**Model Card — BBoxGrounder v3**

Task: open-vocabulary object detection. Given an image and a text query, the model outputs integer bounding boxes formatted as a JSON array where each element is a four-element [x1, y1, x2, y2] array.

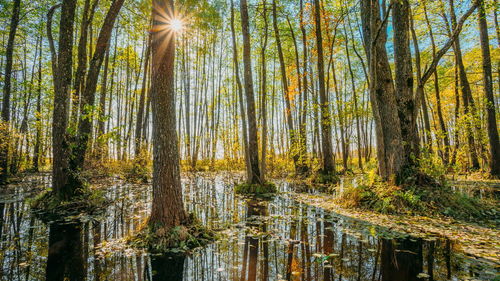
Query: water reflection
[[0, 174, 497, 280], [380, 237, 423, 281], [240, 200, 268, 281], [46, 222, 85, 281], [151, 254, 186, 281]]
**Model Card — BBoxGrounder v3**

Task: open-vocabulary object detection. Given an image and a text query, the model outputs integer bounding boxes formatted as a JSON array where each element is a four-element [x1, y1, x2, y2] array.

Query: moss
[[336, 172, 498, 222], [30, 187, 108, 223], [234, 182, 277, 196], [130, 214, 214, 254]]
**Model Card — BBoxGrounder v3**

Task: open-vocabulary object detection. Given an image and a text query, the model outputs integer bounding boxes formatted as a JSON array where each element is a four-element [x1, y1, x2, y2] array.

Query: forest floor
[[291, 189, 500, 265]]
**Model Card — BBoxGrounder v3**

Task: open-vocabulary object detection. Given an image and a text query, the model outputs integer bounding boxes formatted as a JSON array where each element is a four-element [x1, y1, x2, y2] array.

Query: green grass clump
[[30, 188, 108, 222], [337, 170, 498, 222], [234, 182, 277, 195], [130, 214, 214, 254]]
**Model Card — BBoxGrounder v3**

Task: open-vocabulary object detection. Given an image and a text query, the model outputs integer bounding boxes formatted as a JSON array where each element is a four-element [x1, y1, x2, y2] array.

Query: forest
[[0, 0, 499, 279]]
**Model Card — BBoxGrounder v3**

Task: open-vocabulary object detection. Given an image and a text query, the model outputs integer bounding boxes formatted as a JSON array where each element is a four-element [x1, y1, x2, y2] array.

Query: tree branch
[[420, 1, 478, 86]]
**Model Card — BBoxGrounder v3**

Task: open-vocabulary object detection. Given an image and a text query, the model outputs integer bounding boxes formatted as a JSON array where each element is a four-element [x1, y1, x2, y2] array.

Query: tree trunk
[[272, 0, 304, 175], [0, 0, 21, 184], [477, 0, 500, 177], [52, 0, 77, 200], [33, 32, 43, 172], [260, 0, 269, 178], [361, 0, 403, 181], [148, 0, 187, 231], [240, 0, 262, 184], [72, 0, 125, 176], [313, 0, 335, 175], [230, 0, 251, 180], [423, 2, 450, 165], [135, 34, 151, 156], [393, 0, 419, 170], [448, 0, 480, 170], [343, 25, 363, 171]]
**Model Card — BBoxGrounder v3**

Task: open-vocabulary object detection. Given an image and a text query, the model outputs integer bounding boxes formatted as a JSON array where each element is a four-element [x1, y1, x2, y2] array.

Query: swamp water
[[0, 173, 497, 280]]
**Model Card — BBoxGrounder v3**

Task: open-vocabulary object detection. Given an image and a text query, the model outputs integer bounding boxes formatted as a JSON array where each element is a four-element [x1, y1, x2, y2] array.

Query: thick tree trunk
[[148, 0, 187, 231], [393, 0, 419, 170], [313, 0, 335, 175], [477, 0, 500, 177], [1, 0, 21, 184], [240, 0, 262, 184], [52, 0, 77, 200], [230, 0, 251, 180], [361, 0, 403, 181]]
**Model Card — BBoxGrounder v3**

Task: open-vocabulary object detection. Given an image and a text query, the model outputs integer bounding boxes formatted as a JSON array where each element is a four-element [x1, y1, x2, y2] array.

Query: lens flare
[[168, 18, 184, 33]]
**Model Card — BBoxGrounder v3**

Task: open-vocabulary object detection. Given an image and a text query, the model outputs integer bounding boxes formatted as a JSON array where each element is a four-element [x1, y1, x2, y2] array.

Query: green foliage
[[311, 170, 340, 185], [122, 150, 152, 183], [130, 214, 214, 254], [30, 187, 108, 223], [337, 169, 498, 222], [234, 181, 277, 195]]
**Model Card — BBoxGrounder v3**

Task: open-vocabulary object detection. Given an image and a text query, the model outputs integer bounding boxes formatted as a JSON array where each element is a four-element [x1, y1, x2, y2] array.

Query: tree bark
[[240, 0, 262, 184], [314, 0, 335, 175], [393, 0, 418, 170], [477, 0, 500, 177], [52, 0, 77, 199], [148, 0, 187, 230]]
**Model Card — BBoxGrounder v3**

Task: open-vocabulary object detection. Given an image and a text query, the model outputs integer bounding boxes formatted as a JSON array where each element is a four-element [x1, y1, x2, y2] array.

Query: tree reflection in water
[[0, 175, 495, 280], [46, 222, 85, 281], [151, 254, 186, 281]]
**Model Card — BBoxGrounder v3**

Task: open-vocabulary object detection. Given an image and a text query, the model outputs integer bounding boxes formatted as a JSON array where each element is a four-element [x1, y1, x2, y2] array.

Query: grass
[[336, 170, 498, 222], [30, 187, 108, 222], [234, 181, 277, 196], [130, 214, 214, 254]]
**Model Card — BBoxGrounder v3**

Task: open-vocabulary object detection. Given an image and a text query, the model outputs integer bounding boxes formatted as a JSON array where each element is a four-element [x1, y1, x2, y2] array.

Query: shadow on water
[[0, 173, 498, 280]]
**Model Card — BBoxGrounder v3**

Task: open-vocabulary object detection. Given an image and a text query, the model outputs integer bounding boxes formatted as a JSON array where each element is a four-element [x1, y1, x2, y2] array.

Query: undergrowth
[[30, 187, 108, 223], [130, 214, 214, 254], [234, 181, 277, 196], [336, 168, 498, 222]]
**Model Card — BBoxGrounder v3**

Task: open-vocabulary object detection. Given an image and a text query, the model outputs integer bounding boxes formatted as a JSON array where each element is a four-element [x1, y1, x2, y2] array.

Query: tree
[[360, 0, 404, 181], [477, 0, 500, 177], [50, 0, 78, 200], [313, 0, 336, 176], [1, 0, 21, 185], [240, 0, 262, 184], [148, 0, 188, 232]]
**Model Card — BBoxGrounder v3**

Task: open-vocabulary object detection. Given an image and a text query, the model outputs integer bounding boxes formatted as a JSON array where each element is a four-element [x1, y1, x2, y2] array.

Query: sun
[[168, 18, 184, 33]]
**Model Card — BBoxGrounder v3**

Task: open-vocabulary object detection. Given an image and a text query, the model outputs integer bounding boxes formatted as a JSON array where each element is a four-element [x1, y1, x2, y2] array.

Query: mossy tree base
[[234, 182, 277, 196], [30, 188, 108, 223], [130, 214, 214, 254], [338, 170, 499, 222]]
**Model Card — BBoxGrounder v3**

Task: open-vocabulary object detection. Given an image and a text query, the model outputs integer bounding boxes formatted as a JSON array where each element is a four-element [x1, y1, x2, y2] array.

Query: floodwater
[[0, 173, 497, 280]]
